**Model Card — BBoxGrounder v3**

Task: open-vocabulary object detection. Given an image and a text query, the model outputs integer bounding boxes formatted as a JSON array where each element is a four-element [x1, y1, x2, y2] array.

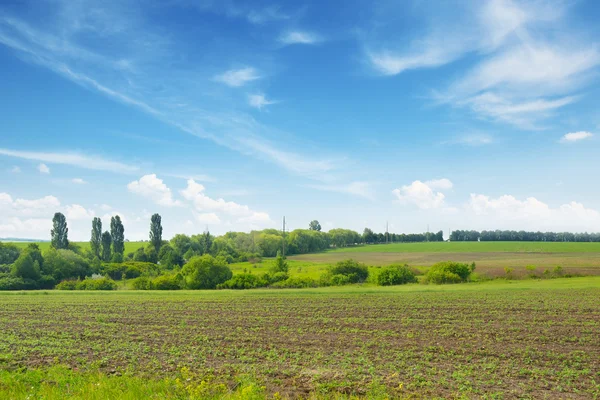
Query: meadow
[[0, 278, 599, 399]]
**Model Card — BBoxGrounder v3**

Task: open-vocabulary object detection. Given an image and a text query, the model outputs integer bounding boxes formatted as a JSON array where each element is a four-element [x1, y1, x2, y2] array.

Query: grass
[[7, 241, 147, 254], [325, 241, 600, 253], [1, 278, 599, 398]]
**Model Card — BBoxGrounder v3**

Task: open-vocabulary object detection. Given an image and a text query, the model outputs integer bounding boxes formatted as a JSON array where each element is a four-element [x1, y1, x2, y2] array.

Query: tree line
[[450, 230, 600, 242]]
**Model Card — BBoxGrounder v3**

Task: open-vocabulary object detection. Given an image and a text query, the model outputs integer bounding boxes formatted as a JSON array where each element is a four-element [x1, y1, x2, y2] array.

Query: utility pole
[[282, 216, 286, 258], [386, 221, 389, 244]]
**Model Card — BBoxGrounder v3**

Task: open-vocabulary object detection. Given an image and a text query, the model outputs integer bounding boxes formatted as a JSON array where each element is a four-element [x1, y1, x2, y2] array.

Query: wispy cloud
[[10, 166, 21, 173], [0, 148, 139, 174], [248, 93, 277, 110], [367, 0, 600, 129], [560, 131, 594, 143], [306, 181, 375, 200], [71, 178, 87, 184], [279, 31, 321, 45], [214, 67, 261, 87], [0, 10, 338, 180], [442, 133, 494, 146]]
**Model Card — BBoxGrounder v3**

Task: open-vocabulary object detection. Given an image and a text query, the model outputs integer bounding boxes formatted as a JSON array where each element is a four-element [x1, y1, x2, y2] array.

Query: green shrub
[[271, 276, 318, 288], [130, 276, 153, 290], [43, 248, 91, 281], [377, 264, 417, 286], [151, 274, 183, 290], [38, 275, 56, 289], [425, 261, 475, 284], [60, 278, 117, 290], [55, 280, 78, 290], [11, 254, 41, 281], [218, 273, 267, 289], [101, 262, 159, 280], [0, 275, 38, 290], [327, 259, 369, 283], [181, 255, 232, 289]]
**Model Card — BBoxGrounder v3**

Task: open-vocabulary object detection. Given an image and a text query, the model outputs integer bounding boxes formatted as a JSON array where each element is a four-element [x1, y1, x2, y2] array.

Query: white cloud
[[71, 178, 87, 184], [560, 131, 593, 143], [10, 166, 21, 173], [392, 180, 449, 209], [9, 195, 61, 217], [65, 204, 94, 220], [367, 0, 600, 128], [0, 148, 139, 173], [128, 174, 181, 207], [466, 193, 600, 231], [279, 31, 321, 45], [38, 163, 50, 174], [214, 67, 260, 87], [194, 212, 221, 225], [181, 179, 271, 224], [248, 93, 277, 110]]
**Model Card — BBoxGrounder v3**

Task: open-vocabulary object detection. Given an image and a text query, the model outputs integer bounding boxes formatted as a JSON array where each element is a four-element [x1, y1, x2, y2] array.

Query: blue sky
[[1, 0, 600, 241]]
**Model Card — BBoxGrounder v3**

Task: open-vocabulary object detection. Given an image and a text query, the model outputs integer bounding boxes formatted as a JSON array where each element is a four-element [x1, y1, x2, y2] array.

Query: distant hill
[[0, 238, 50, 243]]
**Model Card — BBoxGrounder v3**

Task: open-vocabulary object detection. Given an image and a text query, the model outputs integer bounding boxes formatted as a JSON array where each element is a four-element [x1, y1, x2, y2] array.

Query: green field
[[7, 241, 147, 254], [1, 278, 599, 399], [287, 242, 600, 278], [326, 241, 600, 253]]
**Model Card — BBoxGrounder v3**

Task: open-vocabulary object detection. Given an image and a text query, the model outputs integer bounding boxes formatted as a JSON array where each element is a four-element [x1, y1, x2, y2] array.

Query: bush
[[101, 262, 159, 280], [11, 254, 41, 281], [218, 273, 267, 289], [271, 276, 318, 288], [0, 275, 38, 290], [75, 278, 117, 290], [130, 276, 152, 290], [377, 264, 418, 286], [327, 259, 369, 283], [151, 274, 183, 290], [55, 280, 78, 290], [181, 255, 233, 289], [425, 261, 475, 284], [43, 248, 91, 281], [38, 275, 56, 289]]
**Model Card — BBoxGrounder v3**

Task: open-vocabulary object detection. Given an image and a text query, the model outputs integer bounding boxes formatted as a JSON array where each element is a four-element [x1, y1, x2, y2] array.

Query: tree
[[42, 248, 91, 281], [101, 231, 112, 262], [309, 220, 322, 231], [90, 217, 102, 258], [11, 254, 41, 281], [150, 213, 163, 252], [51, 212, 69, 249], [181, 255, 232, 289], [270, 250, 288, 274], [110, 215, 125, 256]]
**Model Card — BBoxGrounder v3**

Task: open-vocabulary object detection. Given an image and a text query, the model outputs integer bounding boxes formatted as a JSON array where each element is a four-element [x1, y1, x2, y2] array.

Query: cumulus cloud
[[38, 163, 50, 174], [194, 212, 221, 225], [181, 179, 271, 224], [560, 131, 593, 143], [465, 193, 600, 231], [214, 67, 260, 87], [65, 204, 95, 220], [127, 174, 181, 207], [392, 180, 451, 209]]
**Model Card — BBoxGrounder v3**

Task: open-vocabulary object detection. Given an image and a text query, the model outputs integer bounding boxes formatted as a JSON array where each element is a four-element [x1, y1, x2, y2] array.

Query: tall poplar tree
[[90, 217, 102, 258], [51, 212, 69, 249]]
